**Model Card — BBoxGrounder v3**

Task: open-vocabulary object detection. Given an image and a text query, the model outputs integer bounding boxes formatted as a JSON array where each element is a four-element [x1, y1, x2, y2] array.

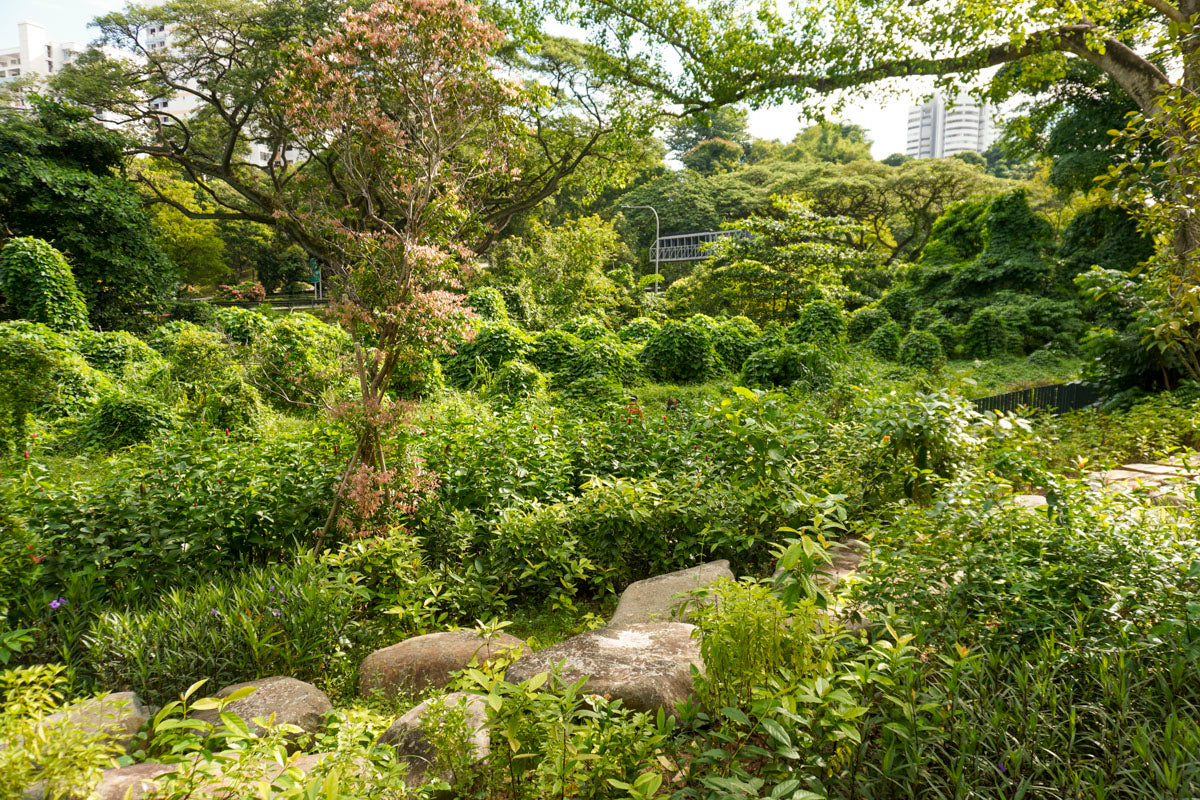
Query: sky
[[3, 1, 929, 157]]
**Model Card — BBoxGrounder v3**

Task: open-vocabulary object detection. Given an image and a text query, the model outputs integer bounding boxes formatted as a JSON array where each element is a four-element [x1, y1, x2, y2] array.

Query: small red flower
[[31, 554, 44, 564]]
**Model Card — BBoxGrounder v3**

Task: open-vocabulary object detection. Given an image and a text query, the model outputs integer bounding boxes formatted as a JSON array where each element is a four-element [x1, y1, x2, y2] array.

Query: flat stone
[[359, 631, 527, 699], [1011, 494, 1048, 508], [88, 753, 333, 800], [90, 763, 177, 800], [191, 676, 331, 743], [1091, 469, 1168, 485], [504, 623, 702, 715], [609, 560, 734, 626], [1123, 463, 1197, 477], [378, 692, 488, 787], [41, 691, 149, 753]]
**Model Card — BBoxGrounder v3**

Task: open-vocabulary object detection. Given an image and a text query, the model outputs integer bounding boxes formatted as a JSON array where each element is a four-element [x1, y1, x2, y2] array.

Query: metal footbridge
[[650, 230, 751, 262]]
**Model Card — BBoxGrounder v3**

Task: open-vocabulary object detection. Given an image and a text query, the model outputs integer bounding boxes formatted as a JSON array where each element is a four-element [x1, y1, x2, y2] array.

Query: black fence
[[972, 381, 1100, 416]]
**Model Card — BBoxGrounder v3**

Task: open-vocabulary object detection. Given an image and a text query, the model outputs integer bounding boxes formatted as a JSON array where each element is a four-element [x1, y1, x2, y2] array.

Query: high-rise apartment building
[[0, 21, 81, 86], [905, 93, 996, 159]]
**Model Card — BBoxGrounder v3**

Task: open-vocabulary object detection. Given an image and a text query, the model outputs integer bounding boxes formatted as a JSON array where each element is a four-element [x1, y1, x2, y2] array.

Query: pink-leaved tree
[[277, 0, 520, 545]]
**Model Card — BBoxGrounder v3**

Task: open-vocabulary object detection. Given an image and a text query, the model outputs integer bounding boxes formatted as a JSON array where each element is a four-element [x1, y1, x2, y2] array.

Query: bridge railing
[[651, 230, 752, 262]]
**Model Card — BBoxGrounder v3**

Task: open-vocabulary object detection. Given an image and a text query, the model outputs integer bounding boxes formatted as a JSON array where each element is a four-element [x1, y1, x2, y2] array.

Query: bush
[[82, 391, 176, 450], [0, 237, 89, 332], [789, 299, 845, 346], [489, 360, 548, 404], [963, 307, 1018, 358], [560, 374, 625, 407], [712, 318, 761, 373], [467, 286, 509, 322], [167, 326, 239, 399], [560, 335, 643, 387], [847, 305, 893, 342], [740, 343, 834, 390], [252, 313, 349, 407], [215, 280, 266, 303], [445, 322, 532, 388], [638, 320, 720, 383], [85, 559, 354, 703], [71, 329, 160, 377], [618, 317, 660, 344], [0, 321, 110, 442], [391, 356, 445, 399], [866, 320, 903, 360], [529, 329, 585, 375], [167, 299, 215, 325], [899, 330, 947, 372], [195, 377, 262, 430], [213, 306, 272, 346], [569, 316, 610, 341]]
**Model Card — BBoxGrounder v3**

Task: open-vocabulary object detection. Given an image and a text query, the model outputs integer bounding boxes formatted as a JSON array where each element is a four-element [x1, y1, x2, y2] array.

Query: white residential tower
[[905, 93, 997, 159]]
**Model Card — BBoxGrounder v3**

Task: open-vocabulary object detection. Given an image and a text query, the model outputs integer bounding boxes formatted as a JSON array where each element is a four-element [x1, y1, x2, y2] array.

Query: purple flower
[[49, 597, 65, 610], [210, 608, 220, 616], [271, 609, 281, 617]]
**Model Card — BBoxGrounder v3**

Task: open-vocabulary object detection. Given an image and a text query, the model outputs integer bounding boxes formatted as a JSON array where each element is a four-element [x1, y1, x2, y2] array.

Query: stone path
[[1087, 458, 1199, 506]]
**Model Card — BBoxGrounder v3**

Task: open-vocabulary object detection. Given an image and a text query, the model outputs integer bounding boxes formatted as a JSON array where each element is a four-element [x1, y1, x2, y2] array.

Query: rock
[[190, 676, 332, 743], [1123, 462, 1197, 477], [1011, 494, 1048, 508], [88, 753, 333, 800], [90, 763, 177, 800], [41, 691, 149, 753], [359, 631, 527, 699], [378, 692, 488, 787], [505, 623, 702, 715], [1090, 468, 1168, 486], [609, 560, 733, 626]]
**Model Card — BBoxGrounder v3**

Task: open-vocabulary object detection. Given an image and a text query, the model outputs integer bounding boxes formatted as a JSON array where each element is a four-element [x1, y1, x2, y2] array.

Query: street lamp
[[621, 204, 660, 292]]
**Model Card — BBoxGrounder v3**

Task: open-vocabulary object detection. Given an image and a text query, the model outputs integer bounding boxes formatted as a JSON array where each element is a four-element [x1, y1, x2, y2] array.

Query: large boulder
[[41, 691, 149, 753], [609, 560, 733, 626], [378, 692, 488, 788], [89, 763, 177, 800], [86, 753, 333, 800], [505, 623, 702, 715], [359, 630, 527, 700], [190, 676, 332, 744]]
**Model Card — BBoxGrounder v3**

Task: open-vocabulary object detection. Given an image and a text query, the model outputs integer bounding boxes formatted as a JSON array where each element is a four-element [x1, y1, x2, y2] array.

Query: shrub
[[0, 322, 110, 442], [789, 299, 845, 346], [740, 343, 834, 390], [252, 313, 350, 407], [638, 320, 720, 383], [82, 392, 176, 450], [85, 559, 354, 703], [467, 286, 509, 322], [0, 665, 120, 798], [560, 335, 643, 387], [167, 326, 239, 399], [560, 374, 625, 407], [167, 299, 215, 325], [712, 318, 760, 373], [194, 377, 262, 429], [215, 280, 267, 303], [489, 360, 548, 404], [963, 307, 1018, 358], [71, 329, 160, 377], [866, 320, 903, 360], [899, 330, 947, 372], [529, 329, 585, 375], [0, 237, 89, 332], [390, 356, 445, 399], [445, 322, 532, 388], [847, 305, 892, 342], [618, 317, 660, 344], [213, 306, 272, 346], [570, 316, 610, 341]]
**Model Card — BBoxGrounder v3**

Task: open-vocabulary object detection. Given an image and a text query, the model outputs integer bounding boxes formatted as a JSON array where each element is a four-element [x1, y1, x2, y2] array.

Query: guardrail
[[184, 293, 329, 309], [972, 381, 1100, 415]]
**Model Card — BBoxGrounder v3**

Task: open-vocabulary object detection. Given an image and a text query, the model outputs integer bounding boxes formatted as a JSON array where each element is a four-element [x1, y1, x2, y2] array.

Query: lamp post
[[621, 204, 660, 292]]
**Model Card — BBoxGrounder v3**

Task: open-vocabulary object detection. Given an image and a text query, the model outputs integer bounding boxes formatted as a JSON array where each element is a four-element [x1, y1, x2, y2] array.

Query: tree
[[56, 0, 656, 260], [277, 0, 513, 544], [0, 97, 176, 328], [136, 164, 229, 287], [787, 122, 873, 164], [665, 105, 750, 154], [665, 195, 877, 322], [681, 137, 744, 175], [554, 0, 1196, 258]]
